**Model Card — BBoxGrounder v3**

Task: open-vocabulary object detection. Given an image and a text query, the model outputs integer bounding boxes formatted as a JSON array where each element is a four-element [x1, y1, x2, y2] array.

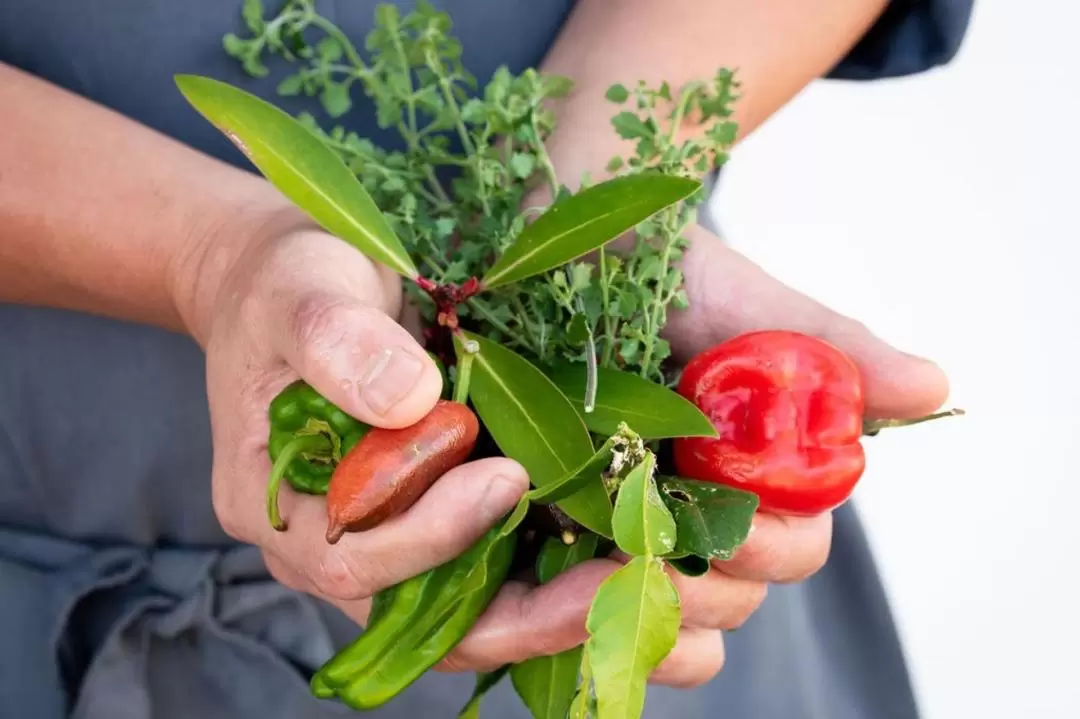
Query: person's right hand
[[184, 215, 530, 623]]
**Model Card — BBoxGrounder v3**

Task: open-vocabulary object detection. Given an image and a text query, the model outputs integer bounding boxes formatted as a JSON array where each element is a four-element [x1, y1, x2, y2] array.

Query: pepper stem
[[862, 408, 966, 437], [453, 336, 479, 404], [267, 434, 332, 531]]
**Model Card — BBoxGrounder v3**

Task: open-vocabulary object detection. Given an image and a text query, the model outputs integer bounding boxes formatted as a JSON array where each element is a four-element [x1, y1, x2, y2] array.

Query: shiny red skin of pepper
[[673, 330, 867, 516]]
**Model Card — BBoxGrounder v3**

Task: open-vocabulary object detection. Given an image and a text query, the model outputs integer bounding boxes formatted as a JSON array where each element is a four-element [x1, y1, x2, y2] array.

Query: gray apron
[[0, 1, 972, 716]]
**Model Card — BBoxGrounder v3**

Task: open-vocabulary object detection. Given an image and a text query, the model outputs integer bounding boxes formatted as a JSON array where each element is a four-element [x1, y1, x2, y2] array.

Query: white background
[[710, 1, 1079, 717]]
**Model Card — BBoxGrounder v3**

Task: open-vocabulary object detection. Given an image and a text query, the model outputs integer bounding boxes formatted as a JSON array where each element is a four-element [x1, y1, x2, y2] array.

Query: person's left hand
[[433, 223, 950, 686]]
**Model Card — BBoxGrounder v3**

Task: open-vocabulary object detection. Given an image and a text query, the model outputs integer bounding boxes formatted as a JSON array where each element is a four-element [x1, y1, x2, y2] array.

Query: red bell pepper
[[673, 330, 960, 515]]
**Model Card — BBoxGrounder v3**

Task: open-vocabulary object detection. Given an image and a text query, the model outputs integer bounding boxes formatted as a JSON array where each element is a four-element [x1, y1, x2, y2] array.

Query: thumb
[[269, 287, 443, 428], [667, 226, 950, 419]]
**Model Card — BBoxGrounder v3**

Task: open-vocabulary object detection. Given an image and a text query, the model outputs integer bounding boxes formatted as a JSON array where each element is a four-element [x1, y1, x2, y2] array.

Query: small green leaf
[[241, 0, 264, 32], [612, 452, 676, 557], [455, 331, 612, 537], [316, 36, 343, 62], [276, 74, 304, 96], [605, 83, 630, 103], [320, 82, 352, 117], [611, 111, 654, 140], [585, 556, 680, 718], [658, 476, 758, 561], [481, 174, 700, 289], [458, 667, 510, 719], [174, 75, 418, 277], [549, 364, 718, 439], [511, 535, 599, 719], [510, 153, 536, 179], [605, 156, 624, 173]]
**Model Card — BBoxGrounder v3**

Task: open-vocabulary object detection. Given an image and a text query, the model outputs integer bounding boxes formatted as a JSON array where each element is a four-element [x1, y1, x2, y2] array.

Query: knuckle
[[285, 292, 355, 360], [312, 549, 379, 601], [263, 553, 304, 591], [211, 468, 248, 543]]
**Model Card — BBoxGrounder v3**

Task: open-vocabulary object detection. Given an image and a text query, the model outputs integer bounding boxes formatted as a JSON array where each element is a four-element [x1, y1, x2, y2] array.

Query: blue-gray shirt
[[0, 2, 973, 717]]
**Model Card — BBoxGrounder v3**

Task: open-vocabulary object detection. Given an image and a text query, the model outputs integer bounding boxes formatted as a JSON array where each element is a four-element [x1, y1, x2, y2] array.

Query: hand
[[189, 217, 530, 624], [435, 224, 950, 686]]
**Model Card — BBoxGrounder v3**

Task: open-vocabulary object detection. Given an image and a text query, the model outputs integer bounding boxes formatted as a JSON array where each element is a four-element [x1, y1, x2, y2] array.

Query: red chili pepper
[[673, 330, 960, 516], [325, 400, 480, 543]]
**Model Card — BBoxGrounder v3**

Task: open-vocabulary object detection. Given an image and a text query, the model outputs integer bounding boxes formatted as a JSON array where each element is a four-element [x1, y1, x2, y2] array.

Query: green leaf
[[510, 153, 536, 179], [276, 74, 304, 96], [605, 156, 624, 173], [658, 476, 758, 561], [549, 364, 718, 439], [241, 0, 264, 32], [316, 36, 343, 62], [481, 174, 700, 289], [174, 75, 418, 278], [526, 434, 615, 505], [568, 645, 595, 719], [605, 83, 630, 103], [499, 496, 531, 539], [611, 111, 654, 140], [458, 667, 510, 719], [455, 331, 612, 537], [320, 82, 352, 117], [612, 452, 676, 557], [511, 535, 598, 719], [585, 556, 680, 718]]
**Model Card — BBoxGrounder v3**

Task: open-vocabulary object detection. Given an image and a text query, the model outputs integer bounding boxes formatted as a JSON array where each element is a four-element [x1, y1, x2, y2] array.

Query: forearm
[[0, 63, 307, 341], [541, 0, 888, 182]]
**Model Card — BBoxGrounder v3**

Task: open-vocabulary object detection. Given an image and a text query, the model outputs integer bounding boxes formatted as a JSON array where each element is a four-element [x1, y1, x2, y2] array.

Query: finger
[[437, 558, 623, 672], [261, 550, 374, 626], [262, 235, 443, 429], [713, 511, 833, 584], [606, 550, 766, 630], [649, 628, 726, 689], [226, 457, 528, 601], [666, 226, 950, 418]]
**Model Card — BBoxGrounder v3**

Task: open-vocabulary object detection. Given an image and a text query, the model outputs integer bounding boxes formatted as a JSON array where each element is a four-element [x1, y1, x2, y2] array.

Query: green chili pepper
[[266, 380, 370, 530], [311, 524, 517, 710]]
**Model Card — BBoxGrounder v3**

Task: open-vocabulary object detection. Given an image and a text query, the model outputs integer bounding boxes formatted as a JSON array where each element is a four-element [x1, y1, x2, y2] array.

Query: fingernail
[[481, 474, 526, 523], [357, 346, 424, 415]]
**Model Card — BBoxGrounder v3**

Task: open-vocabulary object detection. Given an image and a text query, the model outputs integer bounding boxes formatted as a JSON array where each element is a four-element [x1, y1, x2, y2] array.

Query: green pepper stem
[[268, 434, 332, 531], [453, 337, 478, 404], [862, 408, 966, 437]]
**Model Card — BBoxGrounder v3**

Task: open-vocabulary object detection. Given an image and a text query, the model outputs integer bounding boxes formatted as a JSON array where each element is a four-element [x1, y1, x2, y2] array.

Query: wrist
[[167, 190, 317, 348]]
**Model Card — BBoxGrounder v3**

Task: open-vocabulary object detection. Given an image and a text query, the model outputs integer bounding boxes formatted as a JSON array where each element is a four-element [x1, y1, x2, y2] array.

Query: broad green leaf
[[511, 535, 599, 719], [568, 645, 595, 719], [612, 452, 677, 557], [174, 75, 417, 277], [658, 476, 758, 561], [457, 666, 510, 719], [550, 364, 717, 440], [526, 434, 617, 505], [605, 83, 630, 103], [481, 174, 700, 288], [585, 556, 680, 718], [455, 332, 612, 537]]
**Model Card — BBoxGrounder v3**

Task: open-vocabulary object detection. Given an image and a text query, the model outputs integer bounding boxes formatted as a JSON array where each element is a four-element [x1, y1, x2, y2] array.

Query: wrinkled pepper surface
[[266, 380, 371, 529], [311, 524, 517, 710]]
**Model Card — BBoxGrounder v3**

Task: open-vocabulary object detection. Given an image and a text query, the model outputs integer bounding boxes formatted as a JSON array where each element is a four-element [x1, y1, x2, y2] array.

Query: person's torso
[[0, 0, 574, 546]]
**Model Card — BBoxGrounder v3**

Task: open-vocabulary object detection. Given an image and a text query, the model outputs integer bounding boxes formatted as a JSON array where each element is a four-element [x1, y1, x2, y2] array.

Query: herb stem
[[465, 299, 536, 353], [531, 114, 560, 198], [598, 248, 616, 368], [638, 208, 681, 379]]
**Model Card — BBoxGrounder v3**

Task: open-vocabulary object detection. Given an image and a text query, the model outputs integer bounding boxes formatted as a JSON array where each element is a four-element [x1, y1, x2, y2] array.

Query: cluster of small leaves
[[225, 0, 737, 383]]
